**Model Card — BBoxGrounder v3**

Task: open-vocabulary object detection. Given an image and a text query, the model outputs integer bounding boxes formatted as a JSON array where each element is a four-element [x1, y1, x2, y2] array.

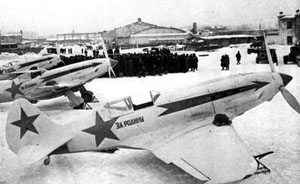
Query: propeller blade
[[280, 86, 300, 114], [263, 31, 276, 73], [97, 35, 116, 78], [56, 44, 60, 56], [99, 36, 109, 60]]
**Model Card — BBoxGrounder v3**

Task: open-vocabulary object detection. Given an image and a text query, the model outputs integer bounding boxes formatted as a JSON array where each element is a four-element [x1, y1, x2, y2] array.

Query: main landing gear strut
[[73, 86, 99, 109], [79, 86, 99, 104], [66, 86, 99, 110]]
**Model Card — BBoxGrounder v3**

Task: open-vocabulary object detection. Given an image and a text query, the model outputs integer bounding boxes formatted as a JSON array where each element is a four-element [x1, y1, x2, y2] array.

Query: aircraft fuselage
[[52, 71, 284, 153]]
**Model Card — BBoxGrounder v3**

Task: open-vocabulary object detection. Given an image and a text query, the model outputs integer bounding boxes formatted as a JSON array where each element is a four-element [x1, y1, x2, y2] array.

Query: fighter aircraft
[[0, 56, 117, 108], [0, 54, 63, 81], [5, 33, 300, 183], [0, 35, 117, 108]]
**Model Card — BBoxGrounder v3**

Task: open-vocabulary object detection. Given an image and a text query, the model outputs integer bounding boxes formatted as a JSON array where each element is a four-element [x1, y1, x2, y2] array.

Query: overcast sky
[[0, 0, 299, 36]]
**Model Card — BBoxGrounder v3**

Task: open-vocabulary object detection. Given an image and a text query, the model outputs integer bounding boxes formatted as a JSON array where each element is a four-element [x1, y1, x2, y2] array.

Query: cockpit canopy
[[0, 60, 20, 73], [3, 60, 20, 67]]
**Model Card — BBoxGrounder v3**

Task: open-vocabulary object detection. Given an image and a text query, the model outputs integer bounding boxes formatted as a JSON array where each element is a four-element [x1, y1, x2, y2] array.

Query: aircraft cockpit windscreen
[[3, 60, 19, 67], [104, 96, 134, 118], [0, 61, 19, 73]]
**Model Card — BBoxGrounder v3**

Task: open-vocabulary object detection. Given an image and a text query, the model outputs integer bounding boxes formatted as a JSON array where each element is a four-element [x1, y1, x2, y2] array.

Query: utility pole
[[0, 29, 1, 54], [20, 29, 23, 52]]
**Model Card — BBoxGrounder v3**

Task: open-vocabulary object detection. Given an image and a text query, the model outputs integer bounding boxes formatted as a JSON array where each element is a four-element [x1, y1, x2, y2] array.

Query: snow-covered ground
[[1, 44, 300, 184]]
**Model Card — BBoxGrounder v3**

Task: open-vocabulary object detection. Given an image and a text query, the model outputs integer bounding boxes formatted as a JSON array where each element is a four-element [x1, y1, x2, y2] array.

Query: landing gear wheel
[[44, 156, 50, 165], [212, 114, 232, 126], [29, 100, 38, 104], [100, 148, 119, 154], [297, 60, 300, 67], [82, 91, 94, 103], [29, 66, 38, 70], [73, 103, 85, 109]]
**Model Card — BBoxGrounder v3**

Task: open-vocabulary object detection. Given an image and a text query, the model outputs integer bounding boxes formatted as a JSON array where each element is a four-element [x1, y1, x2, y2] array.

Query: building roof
[[200, 34, 255, 40], [1, 33, 22, 37], [279, 15, 295, 20], [114, 19, 157, 38], [132, 26, 187, 35], [115, 19, 156, 30], [131, 32, 191, 38]]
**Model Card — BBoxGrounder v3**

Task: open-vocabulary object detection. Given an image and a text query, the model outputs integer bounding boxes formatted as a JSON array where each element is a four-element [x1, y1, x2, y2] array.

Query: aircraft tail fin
[[6, 98, 74, 165]]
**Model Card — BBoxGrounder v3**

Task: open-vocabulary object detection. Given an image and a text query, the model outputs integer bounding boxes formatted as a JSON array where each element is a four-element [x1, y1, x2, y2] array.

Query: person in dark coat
[[114, 47, 120, 56], [236, 51, 241, 65], [84, 49, 88, 57], [107, 49, 113, 58], [93, 50, 96, 58], [225, 54, 230, 70], [220, 55, 226, 70], [137, 57, 146, 77]]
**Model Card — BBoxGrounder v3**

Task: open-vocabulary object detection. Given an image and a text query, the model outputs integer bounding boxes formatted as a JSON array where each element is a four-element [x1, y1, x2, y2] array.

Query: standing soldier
[[225, 54, 230, 70], [220, 55, 225, 70], [236, 51, 241, 65], [193, 54, 198, 71], [137, 57, 145, 78], [93, 50, 96, 58], [84, 49, 88, 57]]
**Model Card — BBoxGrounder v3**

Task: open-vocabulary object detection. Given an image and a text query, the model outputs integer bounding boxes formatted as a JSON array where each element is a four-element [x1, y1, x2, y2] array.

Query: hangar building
[[101, 18, 193, 48], [55, 18, 193, 48], [129, 26, 192, 46]]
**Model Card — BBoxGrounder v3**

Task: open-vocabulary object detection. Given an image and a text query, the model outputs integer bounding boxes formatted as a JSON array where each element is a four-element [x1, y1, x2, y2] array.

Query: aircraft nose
[[110, 59, 118, 67], [279, 73, 292, 87]]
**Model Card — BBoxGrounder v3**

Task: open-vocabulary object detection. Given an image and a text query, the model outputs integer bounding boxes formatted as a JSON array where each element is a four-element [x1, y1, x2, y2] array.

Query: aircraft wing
[[143, 124, 258, 184], [10, 69, 40, 74], [38, 79, 85, 91], [0, 73, 17, 80]]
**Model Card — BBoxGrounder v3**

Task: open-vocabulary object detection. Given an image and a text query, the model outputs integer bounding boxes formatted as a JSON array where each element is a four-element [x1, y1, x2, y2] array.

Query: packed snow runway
[[1, 44, 300, 184]]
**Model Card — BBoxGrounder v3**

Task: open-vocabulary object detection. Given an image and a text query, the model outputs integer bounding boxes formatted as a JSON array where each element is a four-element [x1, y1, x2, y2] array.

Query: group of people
[[220, 54, 230, 70], [220, 51, 241, 70], [58, 49, 198, 78], [59, 48, 244, 76], [112, 51, 198, 77]]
